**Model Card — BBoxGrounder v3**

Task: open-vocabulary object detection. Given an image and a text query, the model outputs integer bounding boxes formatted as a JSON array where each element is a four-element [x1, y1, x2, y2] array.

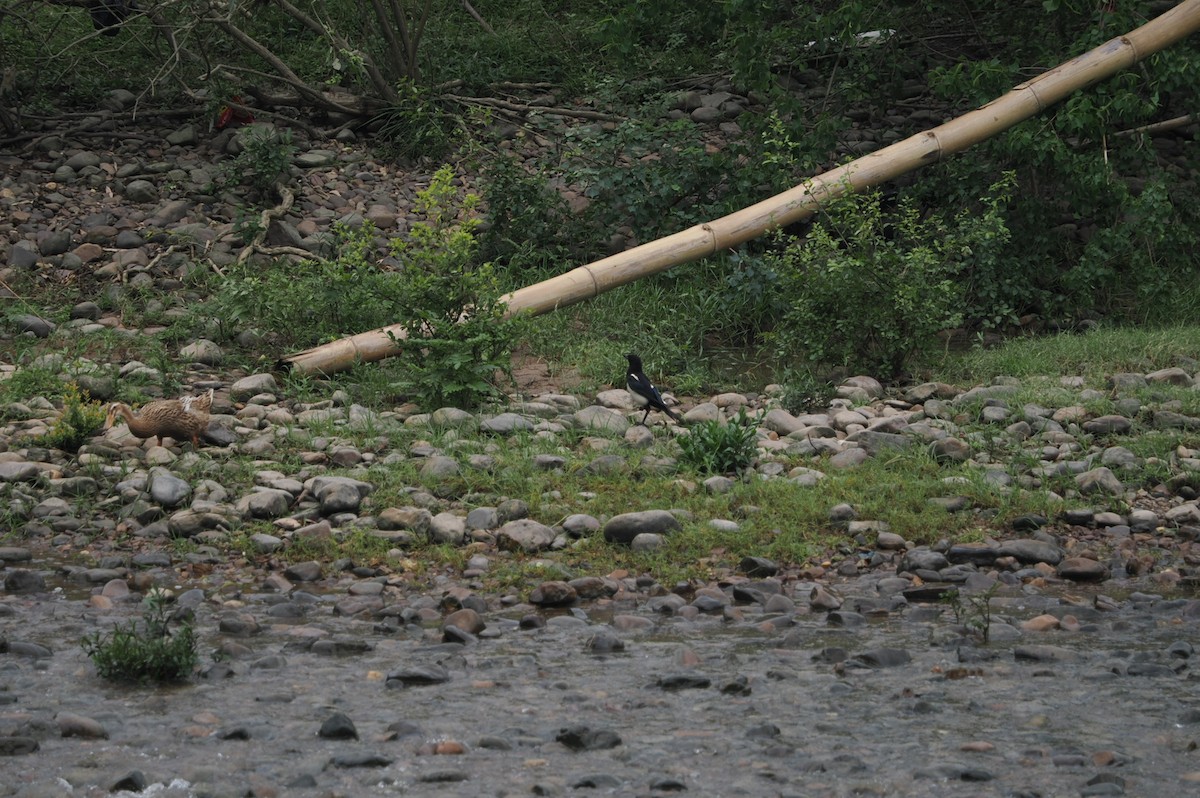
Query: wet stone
[[57, 712, 108, 739], [556, 725, 622, 750], [586, 631, 625, 654], [284, 561, 323, 582], [739, 555, 778, 576], [997, 539, 1063, 565], [386, 663, 451, 687], [0, 736, 39, 755], [109, 771, 147, 792], [603, 510, 682, 544], [4, 569, 46, 594], [529, 580, 577, 606], [656, 672, 711, 690], [849, 648, 912, 668], [328, 752, 393, 768], [319, 712, 358, 740]]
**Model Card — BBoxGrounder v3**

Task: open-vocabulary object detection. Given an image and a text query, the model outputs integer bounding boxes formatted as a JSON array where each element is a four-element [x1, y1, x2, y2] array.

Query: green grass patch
[[932, 325, 1200, 388]]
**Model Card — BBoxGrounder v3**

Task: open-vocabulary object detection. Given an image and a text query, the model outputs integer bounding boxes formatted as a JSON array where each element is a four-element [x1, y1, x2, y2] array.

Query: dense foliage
[[1, 0, 1196, 382]]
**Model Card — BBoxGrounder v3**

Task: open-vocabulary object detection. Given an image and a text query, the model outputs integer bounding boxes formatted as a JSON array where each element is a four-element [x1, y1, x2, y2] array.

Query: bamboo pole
[[282, 0, 1200, 376]]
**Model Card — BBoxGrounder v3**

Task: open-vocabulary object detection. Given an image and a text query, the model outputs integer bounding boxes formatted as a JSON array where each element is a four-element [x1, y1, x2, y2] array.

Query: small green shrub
[[768, 176, 1014, 379], [226, 125, 295, 199], [373, 82, 456, 161], [81, 595, 197, 684], [679, 409, 758, 475], [386, 165, 524, 409], [208, 221, 400, 346], [941, 581, 1000, 643], [38, 383, 106, 452], [778, 368, 835, 415]]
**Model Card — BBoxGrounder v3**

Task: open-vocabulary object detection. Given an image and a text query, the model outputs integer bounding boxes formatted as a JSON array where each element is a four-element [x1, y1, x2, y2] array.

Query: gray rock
[[4, 569, 46, 594], [997, 539, 1063, 565], [13, 314, 55, 337], [465, 506, 499, 530], [39, 230, 72, 256], [319, 712, 358, 740], [295, 149, 337, 167], [1146, 366, 1193, 385], [533, 454, 567, 470], [1083, 415, 1132, 434], [386, 663, 450, 687], [421, 455, 460, 479], [1058, 557, 1109, 581], [180, 339, 223, 365], [631, 532, 665, 551], [1076, 466, 1124, 495], [581, 454, 626, 474], [379, 506, 431, 534], [480, 412, 536, 434], [0, 547, 33, 562], [124, 179, 158, 202], [149, 468, 191, 508], [316, 481, 362, 514], [70, 301, 102, 320], [829, 448, 871, 468], [529, 580, 577, 606], [230, 373, 279, 400], [8, 241, 40, 268], [848, 430, 912, 455], [562, 514, 600, 537], [849, 648, 912, 668], [57, 712, 108, 739], [284, 561, 323, 582], [250, 533, 284, 554], [574, 405, 630, 433], [0, 462, 41, 482], [429, 512, 466, 545], [165, 124, 197, 145], [239, 488, 294, 518], [603, 510, 682, 544], [762, 408, 804, 436], [113, 230, 145, 248], [899, 548, 949, 572], [430, 407, 476, 428], [64, 151, 101, 170], [497, 519, 557, 552]]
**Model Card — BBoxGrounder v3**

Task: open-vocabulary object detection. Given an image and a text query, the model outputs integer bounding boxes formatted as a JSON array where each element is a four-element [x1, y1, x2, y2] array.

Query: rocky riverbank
[[1, 358, 1200, 796], [3, 122, 1200, 797]]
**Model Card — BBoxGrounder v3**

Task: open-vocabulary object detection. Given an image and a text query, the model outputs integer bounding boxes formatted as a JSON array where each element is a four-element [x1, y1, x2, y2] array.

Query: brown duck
[[104, 389, 213, 447]]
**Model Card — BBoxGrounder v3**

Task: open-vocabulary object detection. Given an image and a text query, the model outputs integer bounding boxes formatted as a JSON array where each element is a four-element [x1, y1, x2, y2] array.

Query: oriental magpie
[[625, 352, 681, 425]]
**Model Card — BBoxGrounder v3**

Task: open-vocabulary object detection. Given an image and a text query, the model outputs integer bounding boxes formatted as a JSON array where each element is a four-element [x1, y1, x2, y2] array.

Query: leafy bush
[[81, 595, 197, 684], [225, 125, 295, 200], [374, 82, 457, 161], [477, 152, 579, 271], [768, 176, 1014, 379], [38, 383, 106, 453], [386, 165, 524, 409], [679, 409, 758, 475], [208, 221, 400, 346], [778, 368, 836, 415]]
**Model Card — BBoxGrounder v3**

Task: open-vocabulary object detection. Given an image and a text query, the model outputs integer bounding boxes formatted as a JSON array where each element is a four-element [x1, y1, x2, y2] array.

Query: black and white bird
[[625, 352, 681, 425]]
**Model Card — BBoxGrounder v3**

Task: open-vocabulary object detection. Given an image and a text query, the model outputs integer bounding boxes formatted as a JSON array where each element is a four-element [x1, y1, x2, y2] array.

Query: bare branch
[[444, 94, 624, 123], [269, 0, 400, 103], [205, 13, 362, 116], [459, 0, 494, 35]]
